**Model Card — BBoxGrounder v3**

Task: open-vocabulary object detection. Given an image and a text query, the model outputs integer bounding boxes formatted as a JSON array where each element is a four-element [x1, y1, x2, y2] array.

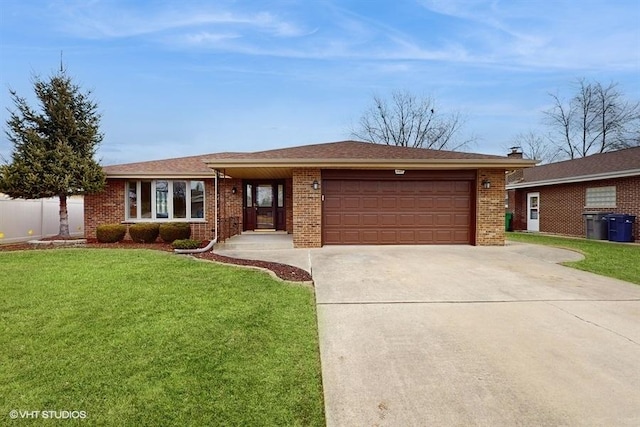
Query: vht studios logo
[[9, 410, 87, 419]]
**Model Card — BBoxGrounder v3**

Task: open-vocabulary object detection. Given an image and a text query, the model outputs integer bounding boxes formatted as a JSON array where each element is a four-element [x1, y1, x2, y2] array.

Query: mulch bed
[[0, 239, 312, 283], [191, 251, 312, 283]]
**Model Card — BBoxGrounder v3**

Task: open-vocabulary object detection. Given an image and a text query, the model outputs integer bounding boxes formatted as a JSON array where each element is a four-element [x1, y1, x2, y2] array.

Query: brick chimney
[[506, 146, 524, 184], [508, 146, 523, 159]]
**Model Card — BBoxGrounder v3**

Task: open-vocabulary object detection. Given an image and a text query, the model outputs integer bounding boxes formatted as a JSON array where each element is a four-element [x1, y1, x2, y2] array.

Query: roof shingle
[[103, 140, 526, 177], [515, 147, 640, 184]]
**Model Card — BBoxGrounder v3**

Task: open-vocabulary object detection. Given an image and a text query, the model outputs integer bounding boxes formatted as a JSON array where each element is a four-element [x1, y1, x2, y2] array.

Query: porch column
[[292, 168, 322, 248], [476, 169, 506, 246]]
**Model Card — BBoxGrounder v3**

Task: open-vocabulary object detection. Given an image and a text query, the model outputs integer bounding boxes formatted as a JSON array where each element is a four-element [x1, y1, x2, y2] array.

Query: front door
[[527, 192, 540, 232], [255, 184, 275, 229], [243, 181, 286, 231]]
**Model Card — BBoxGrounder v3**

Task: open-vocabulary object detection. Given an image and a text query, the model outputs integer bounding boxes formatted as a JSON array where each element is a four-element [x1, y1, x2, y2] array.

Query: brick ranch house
[[85, 140, 535, 248], [506, 146, 640, 241]]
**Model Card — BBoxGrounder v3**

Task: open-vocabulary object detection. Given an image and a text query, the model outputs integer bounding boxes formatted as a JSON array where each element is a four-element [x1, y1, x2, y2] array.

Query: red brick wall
[[218, 178, 243, 241], [84, 179, 126, 239], [84, 178, 217, 242], [512, 176, 640, 241], [292, 168, 322, 248], [476, 169, 506, 246], [507, 189, 527, 231]]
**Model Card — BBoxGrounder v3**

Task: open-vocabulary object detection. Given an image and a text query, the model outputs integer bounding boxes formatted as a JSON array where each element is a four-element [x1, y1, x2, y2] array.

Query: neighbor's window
[[585, 186, 616, 208], [127, 180, 205, 220]]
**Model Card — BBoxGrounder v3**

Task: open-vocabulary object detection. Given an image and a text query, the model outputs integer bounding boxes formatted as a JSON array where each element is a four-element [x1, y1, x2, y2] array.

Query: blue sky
[[1, 0, 639, 165]]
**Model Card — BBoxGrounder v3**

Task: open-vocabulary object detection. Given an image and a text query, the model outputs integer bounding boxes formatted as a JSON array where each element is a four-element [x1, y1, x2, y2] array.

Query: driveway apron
[[312, 243, 640, 426]]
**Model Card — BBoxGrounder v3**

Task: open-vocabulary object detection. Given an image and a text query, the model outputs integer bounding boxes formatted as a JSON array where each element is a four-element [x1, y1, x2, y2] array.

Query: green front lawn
[[507, 232, 640, 285], [0, 249, 325, 426]]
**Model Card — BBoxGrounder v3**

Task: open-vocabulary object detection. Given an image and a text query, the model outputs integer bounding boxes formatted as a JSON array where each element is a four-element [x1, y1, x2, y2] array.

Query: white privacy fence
[[0, 195, 84, 244]]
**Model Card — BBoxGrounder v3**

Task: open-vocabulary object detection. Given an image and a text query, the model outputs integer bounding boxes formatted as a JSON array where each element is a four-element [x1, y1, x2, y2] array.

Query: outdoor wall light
[[312, 180, 320, 190], [231, 186, 237, 194], [482, 179, 491, 189]]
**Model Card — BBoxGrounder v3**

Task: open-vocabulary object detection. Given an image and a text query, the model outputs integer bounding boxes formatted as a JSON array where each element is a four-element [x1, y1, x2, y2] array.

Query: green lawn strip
[[507, 232, 640, 285], [0, 249, 325, 426]]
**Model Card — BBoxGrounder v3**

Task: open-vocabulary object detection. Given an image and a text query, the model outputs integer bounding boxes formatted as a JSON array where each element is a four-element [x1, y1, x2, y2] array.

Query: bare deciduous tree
[[509, 131, 560, 164], [595, 82, 640, 151], [350, 90, 472, 150], [544, 79, 640, 159]]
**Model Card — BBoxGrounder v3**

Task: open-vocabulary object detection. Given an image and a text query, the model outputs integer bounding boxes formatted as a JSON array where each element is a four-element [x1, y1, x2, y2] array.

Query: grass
[[507, 232, 640, 285], [0, 249, 325, 426]]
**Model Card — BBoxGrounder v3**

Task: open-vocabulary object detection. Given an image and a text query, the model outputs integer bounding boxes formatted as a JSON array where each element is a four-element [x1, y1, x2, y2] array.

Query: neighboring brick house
[[506, 147, 640, 241], [85, 140, 535, 248]]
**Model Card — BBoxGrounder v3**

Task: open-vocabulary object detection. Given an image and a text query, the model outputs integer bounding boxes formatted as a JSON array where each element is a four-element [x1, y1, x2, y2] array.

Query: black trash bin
[[606, 214, 636, 242], [583, 212, 610, 240]]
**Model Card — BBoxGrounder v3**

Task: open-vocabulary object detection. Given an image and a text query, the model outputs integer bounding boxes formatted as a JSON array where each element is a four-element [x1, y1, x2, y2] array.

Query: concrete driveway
[[217, 241, 640, 426], [311, 243, 640, 426]]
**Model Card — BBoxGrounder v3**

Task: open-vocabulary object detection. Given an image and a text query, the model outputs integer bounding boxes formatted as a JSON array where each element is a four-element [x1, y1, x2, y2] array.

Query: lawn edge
[[186, 255, 315, 288]]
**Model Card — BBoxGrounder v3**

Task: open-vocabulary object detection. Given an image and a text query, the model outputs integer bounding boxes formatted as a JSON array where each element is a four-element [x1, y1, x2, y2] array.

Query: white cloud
[[417, 0, 640, 70], [184, 32, 241, 45], [56, 3, 310, 40]]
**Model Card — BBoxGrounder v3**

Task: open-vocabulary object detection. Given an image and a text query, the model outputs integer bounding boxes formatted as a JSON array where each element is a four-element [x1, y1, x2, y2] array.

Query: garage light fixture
[[312, 180, 320, 190], [482, 179, 491, 189], [231, 186, 237, 194]]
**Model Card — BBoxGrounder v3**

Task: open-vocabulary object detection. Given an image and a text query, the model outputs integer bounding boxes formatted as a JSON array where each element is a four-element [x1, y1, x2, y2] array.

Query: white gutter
[[174, 170, 218, 254], [105, 173, 216, 179], [506, 168, 640, 189]]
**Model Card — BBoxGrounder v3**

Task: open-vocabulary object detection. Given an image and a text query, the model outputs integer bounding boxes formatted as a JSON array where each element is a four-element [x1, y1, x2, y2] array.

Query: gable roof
[[105, 140, 536, 179], [507, 147, 640, 189]]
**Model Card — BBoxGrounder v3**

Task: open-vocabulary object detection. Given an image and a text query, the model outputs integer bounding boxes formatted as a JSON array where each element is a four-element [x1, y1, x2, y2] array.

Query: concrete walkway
[[216, 242, 640, 426]]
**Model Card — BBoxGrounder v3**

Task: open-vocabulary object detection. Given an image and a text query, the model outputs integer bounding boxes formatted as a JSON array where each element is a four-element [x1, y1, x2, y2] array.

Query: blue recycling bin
[[606, 214, 636, 242]]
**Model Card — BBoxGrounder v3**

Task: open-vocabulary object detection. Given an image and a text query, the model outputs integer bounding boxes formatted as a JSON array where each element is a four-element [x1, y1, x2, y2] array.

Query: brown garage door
[[323, 170, 474, 245]]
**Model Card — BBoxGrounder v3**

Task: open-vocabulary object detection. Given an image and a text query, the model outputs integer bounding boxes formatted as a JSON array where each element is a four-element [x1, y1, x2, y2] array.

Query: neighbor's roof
[[104, 140, 536, 179], [506, 146, 640, 189]]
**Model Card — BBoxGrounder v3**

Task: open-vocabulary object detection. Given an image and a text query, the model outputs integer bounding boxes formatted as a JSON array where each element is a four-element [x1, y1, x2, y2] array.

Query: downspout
[[174, 170, 218, 254]]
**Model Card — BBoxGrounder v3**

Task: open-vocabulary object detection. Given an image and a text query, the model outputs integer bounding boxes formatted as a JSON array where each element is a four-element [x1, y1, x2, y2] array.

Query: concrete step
[[215, 232, 294, 251]]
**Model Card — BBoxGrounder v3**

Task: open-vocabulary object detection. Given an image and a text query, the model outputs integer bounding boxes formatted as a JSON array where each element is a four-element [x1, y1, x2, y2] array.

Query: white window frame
[[585, 186, 616, 209], [126, 180, 206, 221]]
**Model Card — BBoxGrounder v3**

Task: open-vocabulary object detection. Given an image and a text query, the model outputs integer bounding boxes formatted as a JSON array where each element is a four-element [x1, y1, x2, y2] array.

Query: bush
[[159, 222, 192, 243], [96, 224, 127, 243], [172, 239, 202, 250], [128, 223, 160, 243]]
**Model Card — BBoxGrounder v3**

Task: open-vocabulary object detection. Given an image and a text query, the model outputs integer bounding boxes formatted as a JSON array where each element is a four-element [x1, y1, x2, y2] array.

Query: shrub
[[159, 222, 192, 243], [128, 223, 160, 243], [172, 239, 202, 250], [96, 224, 127, 243]]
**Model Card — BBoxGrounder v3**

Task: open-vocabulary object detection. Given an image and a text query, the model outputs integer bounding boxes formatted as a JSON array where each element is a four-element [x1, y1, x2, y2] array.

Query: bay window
[[127, 180, 205, 220]]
